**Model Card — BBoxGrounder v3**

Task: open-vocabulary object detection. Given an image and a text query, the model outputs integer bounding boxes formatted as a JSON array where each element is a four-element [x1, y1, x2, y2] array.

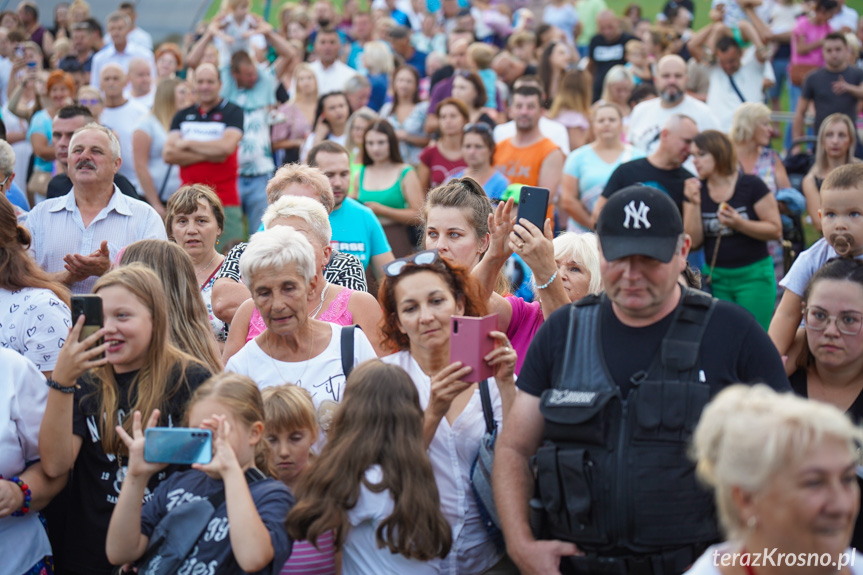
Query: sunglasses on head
[[79, 98, 101, 106], [383, 249, 441, 277], [463, 122, 492, 134]]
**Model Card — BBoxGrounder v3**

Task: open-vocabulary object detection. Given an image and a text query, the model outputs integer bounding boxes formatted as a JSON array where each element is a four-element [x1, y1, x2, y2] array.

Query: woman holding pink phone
[[377, 251, 519, 575]]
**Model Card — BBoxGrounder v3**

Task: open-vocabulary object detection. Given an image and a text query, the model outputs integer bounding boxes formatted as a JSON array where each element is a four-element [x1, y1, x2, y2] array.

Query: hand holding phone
[[117, 410, 172, 480], [450, 314, 499, 383], [516, 186, 551, 241], [71, 295, 104, 358], [145, 427, 213, 465]]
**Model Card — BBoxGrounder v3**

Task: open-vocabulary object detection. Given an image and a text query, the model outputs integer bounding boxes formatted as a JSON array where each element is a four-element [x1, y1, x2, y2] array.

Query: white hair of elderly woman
[[692, 384, 863, 541], [239, 225, 318, 290], [262, 194, 332, 248], [551, 231, 602, 295]]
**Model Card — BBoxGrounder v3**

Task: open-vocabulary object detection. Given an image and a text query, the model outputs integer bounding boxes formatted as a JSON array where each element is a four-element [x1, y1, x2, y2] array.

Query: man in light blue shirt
[[90, 11, 155, 90], [308, 142, 394, 279], [25, 124, 166, 294]]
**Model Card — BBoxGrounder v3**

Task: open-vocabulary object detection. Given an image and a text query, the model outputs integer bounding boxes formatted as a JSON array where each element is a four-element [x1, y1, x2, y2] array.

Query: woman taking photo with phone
[[377, 251, 518, 574], [424, 179, 602, 373], [354, 119, 423, 258], [288, 360, 452, 574], [105, 373, 294, 574], [38, 265, 212, 575]]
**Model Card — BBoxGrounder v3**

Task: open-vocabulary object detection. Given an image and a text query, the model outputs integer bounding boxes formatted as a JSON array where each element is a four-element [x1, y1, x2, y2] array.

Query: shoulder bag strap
[[341, 325, 357, 379], [726, 71, 746, 103], [158, 165, 174, 202], [479, 379, 495, 435]]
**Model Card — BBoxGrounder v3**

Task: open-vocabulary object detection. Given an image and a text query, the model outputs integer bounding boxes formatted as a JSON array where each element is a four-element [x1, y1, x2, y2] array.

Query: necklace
[[195, 252, 219, 275], [309, 281, 330, 319], [265, 327, 316, 385]]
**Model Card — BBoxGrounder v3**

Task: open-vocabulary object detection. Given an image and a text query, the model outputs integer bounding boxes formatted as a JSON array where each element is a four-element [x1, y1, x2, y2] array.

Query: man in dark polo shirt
[[164, 63, 244, 243]]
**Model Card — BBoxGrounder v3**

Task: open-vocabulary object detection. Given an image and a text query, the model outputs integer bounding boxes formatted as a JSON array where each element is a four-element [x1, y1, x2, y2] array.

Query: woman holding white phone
[[377, 250, 518, 575]]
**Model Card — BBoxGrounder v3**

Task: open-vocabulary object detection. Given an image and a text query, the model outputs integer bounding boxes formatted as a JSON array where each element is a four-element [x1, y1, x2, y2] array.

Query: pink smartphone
[[450, 314, 499, 383]]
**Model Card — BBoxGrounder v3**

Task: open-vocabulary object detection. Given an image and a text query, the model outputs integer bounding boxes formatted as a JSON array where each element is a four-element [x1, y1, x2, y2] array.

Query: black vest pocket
[[536, 444, 611, 546], [540, 389, 616, 446]]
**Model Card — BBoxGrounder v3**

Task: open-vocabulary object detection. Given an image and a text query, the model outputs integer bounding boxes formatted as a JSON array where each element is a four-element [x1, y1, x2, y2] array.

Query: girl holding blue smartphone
[[39, 265, 211, 575], [106, 373, 294, 574]]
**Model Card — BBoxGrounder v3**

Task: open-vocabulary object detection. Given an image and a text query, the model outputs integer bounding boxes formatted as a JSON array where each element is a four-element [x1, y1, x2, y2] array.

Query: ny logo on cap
[[623, 200, 651, 229]]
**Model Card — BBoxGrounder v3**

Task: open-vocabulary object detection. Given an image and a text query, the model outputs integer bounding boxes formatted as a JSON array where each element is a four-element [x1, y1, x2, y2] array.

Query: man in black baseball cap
[[492, 185, 790, 574]]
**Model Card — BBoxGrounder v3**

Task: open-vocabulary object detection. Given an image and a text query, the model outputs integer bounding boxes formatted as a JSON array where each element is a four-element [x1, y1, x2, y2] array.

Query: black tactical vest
[[535, 289, 721, 556]]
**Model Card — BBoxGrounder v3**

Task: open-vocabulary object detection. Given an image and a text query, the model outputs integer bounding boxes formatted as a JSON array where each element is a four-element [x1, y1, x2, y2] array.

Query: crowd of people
[[3, 0, 863, 573]]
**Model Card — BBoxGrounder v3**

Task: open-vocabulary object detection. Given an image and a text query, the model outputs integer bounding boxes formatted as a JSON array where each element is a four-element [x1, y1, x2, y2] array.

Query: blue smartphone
[[144, 428, 212, 465]]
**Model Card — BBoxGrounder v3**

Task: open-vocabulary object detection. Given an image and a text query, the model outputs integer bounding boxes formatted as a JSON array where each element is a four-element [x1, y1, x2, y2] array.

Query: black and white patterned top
[[215, 243, 368, 292], [1, 287, 71, 372]]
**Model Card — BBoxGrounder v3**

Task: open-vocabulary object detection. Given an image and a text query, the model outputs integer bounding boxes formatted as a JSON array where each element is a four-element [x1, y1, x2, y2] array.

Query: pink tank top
[[246, 288, 355, 342], [280, 530, 336, 575]]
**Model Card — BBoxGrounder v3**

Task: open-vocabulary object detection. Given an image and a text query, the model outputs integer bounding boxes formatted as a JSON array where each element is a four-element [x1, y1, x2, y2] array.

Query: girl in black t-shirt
[[39, 264, 211, 575], [683, 130, 783, 330]]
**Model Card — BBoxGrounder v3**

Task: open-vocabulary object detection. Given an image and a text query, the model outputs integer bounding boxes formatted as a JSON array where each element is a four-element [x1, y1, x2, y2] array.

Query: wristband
[[536, 270, 558, 290], [45, 378, 78, 394], [0, 475, 31, 516]]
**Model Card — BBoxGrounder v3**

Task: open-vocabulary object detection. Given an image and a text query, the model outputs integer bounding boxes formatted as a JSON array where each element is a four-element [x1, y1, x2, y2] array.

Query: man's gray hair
[[0, 140, 15, 178], [107, 11, 132, 27], [344, 74, 371, 94], [663, 113, 697, 133], [240, 226, 318, 290], [70, 122, 122, 161]]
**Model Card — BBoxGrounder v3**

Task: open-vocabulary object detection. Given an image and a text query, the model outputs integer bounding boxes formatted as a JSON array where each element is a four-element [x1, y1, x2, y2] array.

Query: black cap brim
[[599, 235, 679, 264]]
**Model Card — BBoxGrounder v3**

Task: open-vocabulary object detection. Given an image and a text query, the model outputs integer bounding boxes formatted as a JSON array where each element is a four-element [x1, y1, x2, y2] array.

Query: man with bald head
[[588, 10, 635, 101], [127, 57, 154, 107], [164, 63, 245, 243], [98, 63, 148, 191], [628, 55, 719, 155]]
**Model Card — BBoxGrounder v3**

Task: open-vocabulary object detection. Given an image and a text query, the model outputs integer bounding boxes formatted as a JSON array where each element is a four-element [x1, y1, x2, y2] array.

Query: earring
[[747, 516, 757, 529]]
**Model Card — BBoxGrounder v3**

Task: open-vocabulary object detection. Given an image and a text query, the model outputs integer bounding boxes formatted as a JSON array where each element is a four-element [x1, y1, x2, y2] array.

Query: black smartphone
[[71, 295, 103, 357], [517, 186, 551, 238]]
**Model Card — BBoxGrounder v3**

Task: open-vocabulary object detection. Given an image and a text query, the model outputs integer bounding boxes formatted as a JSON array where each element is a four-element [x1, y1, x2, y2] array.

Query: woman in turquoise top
[[353, 119, 423, 257], [560, 103, 644, 232]]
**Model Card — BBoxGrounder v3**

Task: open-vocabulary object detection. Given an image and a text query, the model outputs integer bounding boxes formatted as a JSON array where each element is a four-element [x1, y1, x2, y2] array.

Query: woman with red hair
[[24, 70, 74, 203]]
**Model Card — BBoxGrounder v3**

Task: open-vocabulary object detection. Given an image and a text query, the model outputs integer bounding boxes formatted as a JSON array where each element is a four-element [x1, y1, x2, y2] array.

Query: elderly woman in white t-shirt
[[685, 384, 863, 575], [378, 250, 518, 575], [225, 226, 377, 435]]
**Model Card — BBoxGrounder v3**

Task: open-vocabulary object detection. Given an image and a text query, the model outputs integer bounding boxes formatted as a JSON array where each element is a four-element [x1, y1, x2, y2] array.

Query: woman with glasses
[[77, 85, 104, 119], [378, 250, 519, 575], [354, 119, 423, 258], [451, 71, 496, 128], [448, 124, 509, 204], [419, 98, 469, 192], [784, 258, 863, 549], [379, 65, 430, 167]]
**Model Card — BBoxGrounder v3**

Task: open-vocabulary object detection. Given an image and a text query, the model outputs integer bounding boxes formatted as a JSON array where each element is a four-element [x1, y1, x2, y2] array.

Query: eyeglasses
[[383, 249, 441, 277], [463, 122, 492, 134], [79, 98, 101, 106], [0, 174, 11, 189], [804, 306, 863, 335]]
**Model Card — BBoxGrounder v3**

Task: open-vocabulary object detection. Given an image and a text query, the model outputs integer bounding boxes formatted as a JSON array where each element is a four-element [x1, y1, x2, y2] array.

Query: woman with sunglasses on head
[[425, 179, 603, 374], [377, 250, 519, 575], [354, 119, 423, 258], [784, 258, 863, 549], [447, 124, 510, 204]]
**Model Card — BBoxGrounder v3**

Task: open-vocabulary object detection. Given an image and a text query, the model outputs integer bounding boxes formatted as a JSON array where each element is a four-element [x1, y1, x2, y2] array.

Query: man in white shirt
[[309, 27, 357, 94], [830, 0, 859, 33], [126, 57, 154, 108], [688, 26, 774, 130], [25, 123, 165, 294], [628, 55, 720, 155], [102, 1, 153, 51], [90, 11, 155, 90], [98, 64, 148, 191]]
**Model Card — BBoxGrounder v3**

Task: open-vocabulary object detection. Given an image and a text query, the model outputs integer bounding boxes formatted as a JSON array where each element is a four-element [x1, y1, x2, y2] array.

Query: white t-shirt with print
[[779, 237, 863, 296], [0, 287, 71, 371], [226, 322, 377, 431]]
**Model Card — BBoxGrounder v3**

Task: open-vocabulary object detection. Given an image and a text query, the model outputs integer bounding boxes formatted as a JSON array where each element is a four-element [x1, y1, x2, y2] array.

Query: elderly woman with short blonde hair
[[685, 384, 863, 574], [222, 195, 385, 361], [224, 225, 378, 438]]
